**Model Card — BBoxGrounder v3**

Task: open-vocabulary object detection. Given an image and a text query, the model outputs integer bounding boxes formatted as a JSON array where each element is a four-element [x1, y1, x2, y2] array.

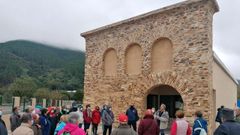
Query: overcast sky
[[0, 0, 239, 79]]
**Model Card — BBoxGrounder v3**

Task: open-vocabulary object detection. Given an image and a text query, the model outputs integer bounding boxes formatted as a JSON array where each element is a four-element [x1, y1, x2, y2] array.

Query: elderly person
[[192, 111, 207, 135], [111, 114, 137, 135], [32, 113, 42, 135], [10, 106, 21, 132], [58, 112, 86, 135], [214, 108, 240, 135], [154, 104, 169, 135], [170, 110, 191, 135], [138, 109, 159, 135], [54, 115, 68, 135], [13, 113, 34, 135]]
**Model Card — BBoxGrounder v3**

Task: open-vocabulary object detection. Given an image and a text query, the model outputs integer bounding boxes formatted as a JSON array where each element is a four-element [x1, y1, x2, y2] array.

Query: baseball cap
[[118, 114, 128, 123]]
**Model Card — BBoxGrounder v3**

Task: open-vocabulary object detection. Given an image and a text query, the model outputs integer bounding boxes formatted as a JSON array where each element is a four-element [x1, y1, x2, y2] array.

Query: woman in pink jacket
[[170, 110, 191, 135], [58, 112, 86, 135]]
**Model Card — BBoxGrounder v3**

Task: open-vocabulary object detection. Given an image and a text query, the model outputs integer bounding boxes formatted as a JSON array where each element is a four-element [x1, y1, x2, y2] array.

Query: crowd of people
[[0, 103, 240, 135]]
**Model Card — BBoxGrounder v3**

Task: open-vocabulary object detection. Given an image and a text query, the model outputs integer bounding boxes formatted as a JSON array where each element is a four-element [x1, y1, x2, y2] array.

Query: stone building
[[81, 0, 237, 133]]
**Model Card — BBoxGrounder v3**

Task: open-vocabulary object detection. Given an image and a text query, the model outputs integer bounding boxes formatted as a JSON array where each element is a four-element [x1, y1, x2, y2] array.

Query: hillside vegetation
[[0, 40, 85, 101]]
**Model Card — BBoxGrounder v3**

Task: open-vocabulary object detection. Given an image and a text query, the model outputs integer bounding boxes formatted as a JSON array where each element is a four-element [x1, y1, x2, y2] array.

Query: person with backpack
[[54, 115, 68, 135], [92, 106, 101, 135], [102, 105, 114, 135], [83, 104, 92, 134], [170, 110, 191, 135], [138, 109, 159, 135], [126, 104, 139, 131], [57, 112, 86, 135], [214, 108, 240, 135], [215, 105, 224, 124], [192, 111, 207, 135], [101, 104, 107, 131], [111, 114, 137, 135]]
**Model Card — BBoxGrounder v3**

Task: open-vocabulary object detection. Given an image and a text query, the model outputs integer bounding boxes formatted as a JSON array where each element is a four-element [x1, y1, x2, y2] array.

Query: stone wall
[[82, 0, 218, 134]]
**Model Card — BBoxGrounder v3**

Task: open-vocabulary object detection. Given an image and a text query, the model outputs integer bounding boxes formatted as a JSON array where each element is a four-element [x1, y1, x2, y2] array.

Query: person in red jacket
[[92, 106, 101, 135], [83, 104, 92, 134], [170, 110, 191, 135], [138, 109, 159, 135]]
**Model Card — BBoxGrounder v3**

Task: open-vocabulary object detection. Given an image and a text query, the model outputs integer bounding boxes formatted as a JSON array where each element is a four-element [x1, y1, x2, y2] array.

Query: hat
[[118, 114, 128, 123], [222, 108, 234, 120]]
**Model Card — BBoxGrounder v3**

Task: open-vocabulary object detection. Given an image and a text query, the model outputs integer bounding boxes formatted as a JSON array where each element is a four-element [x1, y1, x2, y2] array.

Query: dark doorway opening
[[147, 85, 183, 118]]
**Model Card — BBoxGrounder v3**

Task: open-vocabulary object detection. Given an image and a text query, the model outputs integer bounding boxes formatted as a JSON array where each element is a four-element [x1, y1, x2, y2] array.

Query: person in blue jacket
[[192, 111, 208, 135], [40, 108, 51, 135], [126, 104, 139, 131], [214, 108, 240, 135]]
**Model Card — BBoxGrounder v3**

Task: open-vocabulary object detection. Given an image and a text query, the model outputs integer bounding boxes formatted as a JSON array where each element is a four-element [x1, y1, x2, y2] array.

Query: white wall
[[213, 61, 237, 112]]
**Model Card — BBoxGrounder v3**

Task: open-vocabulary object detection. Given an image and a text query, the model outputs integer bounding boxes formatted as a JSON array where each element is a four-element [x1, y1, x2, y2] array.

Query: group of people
[[1, 104, 240, 135]]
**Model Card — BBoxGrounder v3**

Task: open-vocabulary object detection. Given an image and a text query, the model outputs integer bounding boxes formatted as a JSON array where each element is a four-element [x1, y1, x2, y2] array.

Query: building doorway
[[147, 85, 183, 118]]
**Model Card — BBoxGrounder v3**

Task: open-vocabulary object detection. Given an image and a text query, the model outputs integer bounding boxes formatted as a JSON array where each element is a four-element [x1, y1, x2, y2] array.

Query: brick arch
[[126, 71, 192, 117]]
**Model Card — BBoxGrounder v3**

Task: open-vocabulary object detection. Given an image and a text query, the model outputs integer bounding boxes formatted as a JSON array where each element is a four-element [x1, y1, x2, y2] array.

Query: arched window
[[125, 44, 142, 75], [152, 38, 173, 72], [103, 48, 117, 76]]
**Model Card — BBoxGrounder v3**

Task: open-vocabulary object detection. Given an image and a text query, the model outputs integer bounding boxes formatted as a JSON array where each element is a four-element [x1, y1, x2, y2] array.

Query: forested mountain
[[0, 40, 85, 100]]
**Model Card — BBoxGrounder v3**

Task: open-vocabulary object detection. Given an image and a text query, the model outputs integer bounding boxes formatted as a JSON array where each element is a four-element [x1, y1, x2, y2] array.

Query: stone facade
[[81, 0, 219, 134]]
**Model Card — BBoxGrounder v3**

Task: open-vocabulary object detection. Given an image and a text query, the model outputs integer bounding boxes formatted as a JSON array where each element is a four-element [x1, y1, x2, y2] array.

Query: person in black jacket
[[0, 110, 7, 135], [215, 105, 224, 124], [10, 107, 21, 132], [214, 108, 240, 135]]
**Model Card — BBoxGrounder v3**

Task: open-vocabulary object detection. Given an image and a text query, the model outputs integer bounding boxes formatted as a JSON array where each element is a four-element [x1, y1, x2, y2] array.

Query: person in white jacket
[[78, 106, 84, 128], [154, 104, 169, 135]]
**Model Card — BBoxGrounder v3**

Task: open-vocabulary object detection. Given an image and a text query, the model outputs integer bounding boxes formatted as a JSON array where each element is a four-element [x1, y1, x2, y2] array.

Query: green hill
[[0, 40, 85, 92]]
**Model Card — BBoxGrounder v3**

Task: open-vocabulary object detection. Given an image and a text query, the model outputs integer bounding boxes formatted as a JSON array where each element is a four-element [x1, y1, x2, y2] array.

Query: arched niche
[[125, 43, 142, 75], [103, 48, 117, 76], [152, 38, 173, 73]]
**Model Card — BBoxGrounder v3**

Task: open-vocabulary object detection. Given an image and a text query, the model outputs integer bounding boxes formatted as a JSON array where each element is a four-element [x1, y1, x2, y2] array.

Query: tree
[[72, 89, 84, 102], [34, 88, 50, 99], [50, 91, 64, 100], [9, 76, 38, 98]]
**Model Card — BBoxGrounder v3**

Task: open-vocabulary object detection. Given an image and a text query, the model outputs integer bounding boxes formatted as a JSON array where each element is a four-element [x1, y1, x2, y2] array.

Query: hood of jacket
[[63, 123, 79, 132]]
